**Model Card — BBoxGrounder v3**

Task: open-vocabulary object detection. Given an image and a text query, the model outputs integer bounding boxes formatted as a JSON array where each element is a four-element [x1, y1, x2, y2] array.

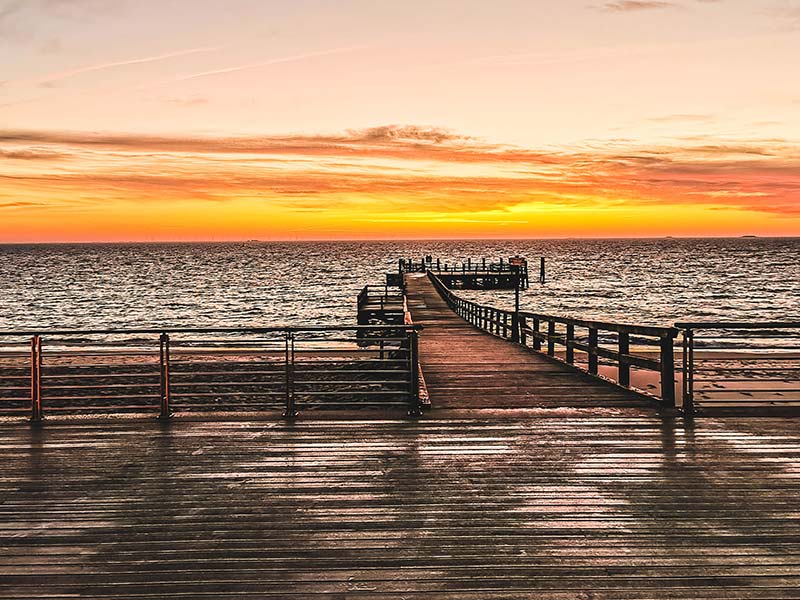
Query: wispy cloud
[[599, 0, 720, 12], [601, 1, 675, 12], [648, 113, 715, 123], [160, 45, 365, 85], [16, 45, 222, 87], [1, 126, 798, 218]]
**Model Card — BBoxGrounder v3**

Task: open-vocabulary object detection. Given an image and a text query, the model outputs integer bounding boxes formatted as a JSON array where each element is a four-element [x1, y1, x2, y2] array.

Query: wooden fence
[[428, 272, 678, 406]]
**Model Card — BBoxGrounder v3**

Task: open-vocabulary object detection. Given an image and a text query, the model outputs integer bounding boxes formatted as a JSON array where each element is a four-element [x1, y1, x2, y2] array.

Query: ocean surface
[[0, 238, 798, 331]]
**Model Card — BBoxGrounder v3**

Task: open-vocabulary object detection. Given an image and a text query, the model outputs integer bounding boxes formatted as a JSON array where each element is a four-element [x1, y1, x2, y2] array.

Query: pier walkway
[[3, 416, 800, 599], [2, 260, 800, 598], [404, 273, 653, 411]]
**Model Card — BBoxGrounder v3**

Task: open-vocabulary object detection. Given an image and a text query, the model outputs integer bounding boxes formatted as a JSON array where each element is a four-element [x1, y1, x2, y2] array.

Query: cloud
[[0, 201, 40, 209], [0, 125, 798, 219], [15, 45, 221, 87], [648, 113, 715, 123], [0, 148, 66, 160], [601, 1, 675, 11], [160, 46, 365, 85]]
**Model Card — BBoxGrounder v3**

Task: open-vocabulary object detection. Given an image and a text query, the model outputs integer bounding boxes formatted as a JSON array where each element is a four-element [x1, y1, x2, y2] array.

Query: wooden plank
[[2, 415, 800, 597]]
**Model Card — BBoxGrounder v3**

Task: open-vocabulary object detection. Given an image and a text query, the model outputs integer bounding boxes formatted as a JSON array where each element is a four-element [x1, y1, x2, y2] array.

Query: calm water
[[0, 238, 798, 331]]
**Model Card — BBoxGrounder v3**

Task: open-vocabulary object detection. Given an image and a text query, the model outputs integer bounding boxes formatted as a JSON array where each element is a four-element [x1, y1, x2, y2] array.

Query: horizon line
[[0, 235, 796, 245]]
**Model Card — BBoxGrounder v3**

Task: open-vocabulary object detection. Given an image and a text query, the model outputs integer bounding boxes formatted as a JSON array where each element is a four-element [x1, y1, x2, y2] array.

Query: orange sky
[[1, 1, 799, 241]]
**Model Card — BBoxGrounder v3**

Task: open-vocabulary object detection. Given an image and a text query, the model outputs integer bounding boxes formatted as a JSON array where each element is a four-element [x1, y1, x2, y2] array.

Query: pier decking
[[3, 415, 800, 598], [2, 256, 800, 598], [405, 273, 653, 410]]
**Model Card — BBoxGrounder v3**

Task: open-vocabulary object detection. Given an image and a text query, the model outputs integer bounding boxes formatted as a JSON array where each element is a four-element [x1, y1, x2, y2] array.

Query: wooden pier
[[2, 255, 800, 598], [3, 415, 800, 598], [404, 273, 651, 410], [400, 256, 530, 290]]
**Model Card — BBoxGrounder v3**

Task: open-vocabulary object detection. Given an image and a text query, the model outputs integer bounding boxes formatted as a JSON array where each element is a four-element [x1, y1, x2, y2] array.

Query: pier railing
[[357, 285, 404, 313], [678, 323, 800, 415], [400, 257, 524, 274], [0, 325, 423, 422], [428, 272, 678, 406]]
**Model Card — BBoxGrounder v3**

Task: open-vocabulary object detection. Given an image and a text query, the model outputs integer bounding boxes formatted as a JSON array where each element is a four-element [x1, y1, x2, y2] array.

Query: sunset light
[[2, 0, 798, 241]]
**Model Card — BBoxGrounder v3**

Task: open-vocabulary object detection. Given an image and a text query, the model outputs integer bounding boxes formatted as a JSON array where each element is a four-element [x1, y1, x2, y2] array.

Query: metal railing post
[[618, 332, 631, 387], [30, 335, 42, 423], [408, 328, 422, 416], [284, 331, 296, 418], [158, 333, 172, 420], [681, 329, 694, 415], [659, 334, 676, 407]]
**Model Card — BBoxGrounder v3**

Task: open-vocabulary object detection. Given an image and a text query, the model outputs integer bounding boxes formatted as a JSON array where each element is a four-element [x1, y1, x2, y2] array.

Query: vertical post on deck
[[283, 331, 296, 418], [533, 319, 541, 351], [618, 331, 631, 387], [588, 328, 599, 375], [30, 335, 42, 423], [566, 324, 575, 364], [681, 329, 694, 416], [547, 321, 556, 356], [511, 267, 521, 343], [660, 333, 676, 408], [158, 333, 172, 420], [408, 328, 421, 416]]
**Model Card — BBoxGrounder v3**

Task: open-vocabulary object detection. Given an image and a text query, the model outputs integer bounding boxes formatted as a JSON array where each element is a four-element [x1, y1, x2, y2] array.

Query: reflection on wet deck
[[2, 413, 800, 598]]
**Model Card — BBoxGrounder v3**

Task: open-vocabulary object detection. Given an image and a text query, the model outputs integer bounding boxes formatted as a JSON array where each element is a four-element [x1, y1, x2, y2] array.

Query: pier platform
[[2, 414, 800, 598]]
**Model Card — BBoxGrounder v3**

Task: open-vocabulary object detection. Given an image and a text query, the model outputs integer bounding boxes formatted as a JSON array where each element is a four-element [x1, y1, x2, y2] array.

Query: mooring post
[[158, 333, 172, 420], [30, 335, 42, 423], [539, 257, 546, 284]]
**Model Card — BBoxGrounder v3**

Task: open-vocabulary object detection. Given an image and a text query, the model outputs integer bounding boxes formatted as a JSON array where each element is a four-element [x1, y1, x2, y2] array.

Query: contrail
[[166, 46, 365, 84], [21, 45, 223, 86]]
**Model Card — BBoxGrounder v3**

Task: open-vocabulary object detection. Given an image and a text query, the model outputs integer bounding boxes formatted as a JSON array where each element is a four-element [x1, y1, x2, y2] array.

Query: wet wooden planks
[[2, 416, 800, 598], [405, 274, 653, 409]]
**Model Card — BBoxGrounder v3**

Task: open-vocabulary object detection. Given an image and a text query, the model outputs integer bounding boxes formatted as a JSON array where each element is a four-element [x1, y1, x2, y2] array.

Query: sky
[[1, 0, 799, 241]]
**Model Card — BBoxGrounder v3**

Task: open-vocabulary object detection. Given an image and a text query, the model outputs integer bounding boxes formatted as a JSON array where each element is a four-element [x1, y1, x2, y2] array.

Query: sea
[[0, 238, 798, 332]]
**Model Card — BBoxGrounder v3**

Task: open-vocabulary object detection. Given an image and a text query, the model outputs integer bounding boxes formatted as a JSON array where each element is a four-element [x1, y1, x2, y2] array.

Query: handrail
[[428, 271, 678, 406], [0, 324, 424, 422], [0, 324, 422, 337], [676, 321, 800, 329], [678, 323, 800, 416]]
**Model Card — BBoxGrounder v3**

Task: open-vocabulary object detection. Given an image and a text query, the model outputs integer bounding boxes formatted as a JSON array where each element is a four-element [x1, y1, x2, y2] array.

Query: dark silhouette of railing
[[428, 272, 678, 406], [0, 325, 423, 422]]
